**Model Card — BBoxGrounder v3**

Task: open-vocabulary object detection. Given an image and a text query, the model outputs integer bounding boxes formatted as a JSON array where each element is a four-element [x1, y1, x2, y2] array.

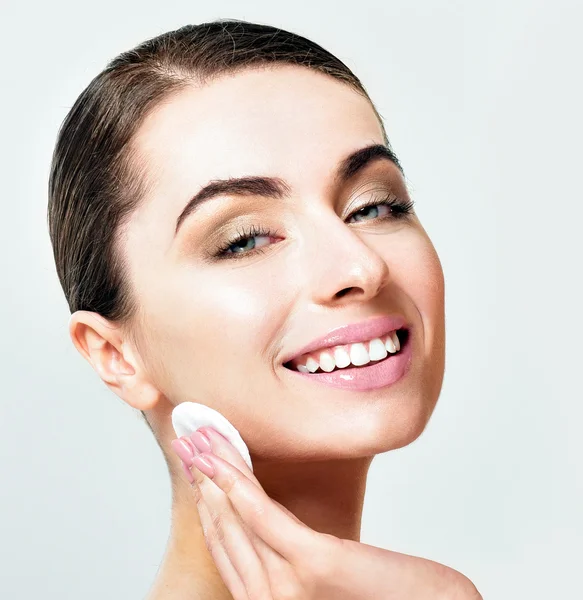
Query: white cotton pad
[[171, 401, 253, 472]]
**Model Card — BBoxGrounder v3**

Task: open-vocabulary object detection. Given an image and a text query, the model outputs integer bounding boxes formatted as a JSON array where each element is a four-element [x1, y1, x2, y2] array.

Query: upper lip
[[281, 314, 408, 365]]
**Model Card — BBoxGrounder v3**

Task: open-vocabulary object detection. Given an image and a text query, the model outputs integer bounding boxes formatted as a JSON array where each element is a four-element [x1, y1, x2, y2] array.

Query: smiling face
[[121, 65, 445, 461]]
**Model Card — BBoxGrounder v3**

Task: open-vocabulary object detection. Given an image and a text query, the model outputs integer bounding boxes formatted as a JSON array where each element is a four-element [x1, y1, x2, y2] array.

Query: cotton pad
[[171, 401, 253, 472]]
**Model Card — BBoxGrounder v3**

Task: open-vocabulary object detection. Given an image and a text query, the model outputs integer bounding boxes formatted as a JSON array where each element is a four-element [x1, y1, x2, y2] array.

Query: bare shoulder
[[445, 570, 483, 600]]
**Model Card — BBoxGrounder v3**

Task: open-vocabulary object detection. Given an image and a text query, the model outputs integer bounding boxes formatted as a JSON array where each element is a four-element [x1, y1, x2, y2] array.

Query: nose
[[302, 211, 391, 308]]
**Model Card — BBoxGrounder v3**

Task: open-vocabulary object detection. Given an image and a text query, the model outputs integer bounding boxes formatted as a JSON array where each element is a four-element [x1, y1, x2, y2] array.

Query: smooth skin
[[68, 64, 480, 598]]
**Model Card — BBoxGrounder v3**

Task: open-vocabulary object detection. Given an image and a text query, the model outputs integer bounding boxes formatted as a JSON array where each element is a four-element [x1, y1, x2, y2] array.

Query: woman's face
[[122, 65, 445, 461]]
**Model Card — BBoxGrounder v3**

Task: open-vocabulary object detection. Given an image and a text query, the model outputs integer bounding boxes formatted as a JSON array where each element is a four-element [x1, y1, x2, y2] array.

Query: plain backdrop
[[1, 1, 581, 598]]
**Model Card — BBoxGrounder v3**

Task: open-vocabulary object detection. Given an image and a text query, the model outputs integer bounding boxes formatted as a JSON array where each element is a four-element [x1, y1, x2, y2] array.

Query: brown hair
[[47, 18, 395, 431]]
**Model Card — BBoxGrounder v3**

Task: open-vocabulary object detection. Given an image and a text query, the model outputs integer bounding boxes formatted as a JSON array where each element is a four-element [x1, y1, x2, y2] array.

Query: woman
[[48, 19, 481, 599]]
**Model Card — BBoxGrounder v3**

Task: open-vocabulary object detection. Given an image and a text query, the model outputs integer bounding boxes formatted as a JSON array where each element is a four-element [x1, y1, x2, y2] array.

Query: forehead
[[132, 65, 384, 198]]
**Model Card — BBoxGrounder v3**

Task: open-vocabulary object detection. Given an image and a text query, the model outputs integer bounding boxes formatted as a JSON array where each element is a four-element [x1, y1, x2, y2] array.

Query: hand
[[171, 429, 482, 600]]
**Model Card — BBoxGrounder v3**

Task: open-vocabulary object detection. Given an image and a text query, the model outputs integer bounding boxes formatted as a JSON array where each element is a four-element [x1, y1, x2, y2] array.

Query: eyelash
[[211, 192, 415, 261]]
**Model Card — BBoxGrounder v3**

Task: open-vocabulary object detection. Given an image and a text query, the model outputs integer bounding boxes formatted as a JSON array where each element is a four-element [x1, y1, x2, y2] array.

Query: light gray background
[[1, 1, 581, 598]]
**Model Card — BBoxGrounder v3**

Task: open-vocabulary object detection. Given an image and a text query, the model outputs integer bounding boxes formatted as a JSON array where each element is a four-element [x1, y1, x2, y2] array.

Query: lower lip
[[284, 329, 413, 391]]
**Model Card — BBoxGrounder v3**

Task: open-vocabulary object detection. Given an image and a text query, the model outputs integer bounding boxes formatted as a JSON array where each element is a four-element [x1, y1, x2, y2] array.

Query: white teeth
[[391, 330, 400, 352], [305, 357, 319, 373], [349, 342, 370, 366], [333, 347, 351, 368], [385, 334, 396, 354], [318, 351, 336, 372], [292, 329, 404, 373], [368, 338, 388, 361]]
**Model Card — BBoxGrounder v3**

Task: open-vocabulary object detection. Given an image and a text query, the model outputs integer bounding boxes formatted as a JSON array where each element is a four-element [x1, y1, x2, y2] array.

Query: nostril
[[335, 287, 355, 299]]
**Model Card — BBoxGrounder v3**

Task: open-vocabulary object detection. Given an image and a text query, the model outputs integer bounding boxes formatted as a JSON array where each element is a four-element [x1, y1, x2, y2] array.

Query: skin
[[69, 65, 447, 598]]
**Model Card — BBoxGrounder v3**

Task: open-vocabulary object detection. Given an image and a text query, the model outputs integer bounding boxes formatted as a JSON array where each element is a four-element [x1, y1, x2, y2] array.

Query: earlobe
[[68, 310, 160, 411], [121, 376, 160, 411]]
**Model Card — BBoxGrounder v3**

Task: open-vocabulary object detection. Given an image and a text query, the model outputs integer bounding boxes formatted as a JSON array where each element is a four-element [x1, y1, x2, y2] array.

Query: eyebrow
[[174, 143, 403, 235]]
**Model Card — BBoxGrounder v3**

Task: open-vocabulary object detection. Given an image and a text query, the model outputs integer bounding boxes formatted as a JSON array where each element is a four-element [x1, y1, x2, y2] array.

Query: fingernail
[[201, 427, 229, 444], [181, 436, 199, 455], [171, 438, 195, 465], [191, 430, 212, 453], [192, 453, 215, 478]]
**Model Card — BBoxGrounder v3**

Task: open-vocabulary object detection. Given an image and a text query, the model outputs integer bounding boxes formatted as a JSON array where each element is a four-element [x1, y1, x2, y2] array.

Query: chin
[[387, 415, 431, 451], [366, 394, 437, 455]]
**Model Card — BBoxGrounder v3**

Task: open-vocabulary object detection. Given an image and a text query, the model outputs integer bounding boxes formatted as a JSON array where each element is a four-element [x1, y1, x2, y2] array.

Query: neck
[[147, 454, 372, 599]]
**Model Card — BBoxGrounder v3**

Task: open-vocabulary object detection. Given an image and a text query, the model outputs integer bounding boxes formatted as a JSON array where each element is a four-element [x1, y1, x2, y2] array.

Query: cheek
[[391, 228, 445, 328], [140, 270, 288, 399], [393, 228, 446, 397], [198, 278, 279, 364]]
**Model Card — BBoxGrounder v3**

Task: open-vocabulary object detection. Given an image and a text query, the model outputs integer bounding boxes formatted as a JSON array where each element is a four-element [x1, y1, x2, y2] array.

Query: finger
[[178, 436, 274, 598], [195, 427, 263, 488], [192, 429, 305, 587], [194, 450, 317, 565], [193, 480, 249, 600], [188, 431, 266, 547], [173, 436, 206, 485], [191, 452, 273, 599], [192, 451, 302, 599], [170, 440, 249, 598], [188, 433, 317, 595], [196, 428, 306, 527]]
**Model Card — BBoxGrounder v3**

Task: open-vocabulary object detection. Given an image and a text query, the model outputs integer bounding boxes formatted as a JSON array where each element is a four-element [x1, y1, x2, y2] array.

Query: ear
[[68, 311, 160, 411]]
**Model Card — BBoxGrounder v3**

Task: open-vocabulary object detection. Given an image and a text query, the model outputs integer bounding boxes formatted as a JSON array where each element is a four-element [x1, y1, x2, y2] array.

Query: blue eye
[[347, 202, 390, 223], [347, 192, 414, 223], [214, 224, 276, 259], [212, 193, 414, 261]]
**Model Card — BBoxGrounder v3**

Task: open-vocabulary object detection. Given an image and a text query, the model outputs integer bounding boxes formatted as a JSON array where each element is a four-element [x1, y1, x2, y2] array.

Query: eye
[[224, 233, 270, 254], [212, 224, 279, 260], [347, 202, 390, 223], [346, 192, 415, 224]]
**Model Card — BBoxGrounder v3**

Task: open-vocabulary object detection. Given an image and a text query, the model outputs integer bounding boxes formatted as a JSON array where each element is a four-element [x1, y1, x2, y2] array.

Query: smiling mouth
[[283, 328, 410, 374]]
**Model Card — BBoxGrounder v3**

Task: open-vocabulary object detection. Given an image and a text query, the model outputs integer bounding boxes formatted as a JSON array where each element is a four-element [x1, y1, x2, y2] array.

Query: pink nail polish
[[201, 427, 229, 444], [192, 453, 215, 478], [181, 436, 199, 456], [191, 430, 212, 453], [171, 438, 195, 465]]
